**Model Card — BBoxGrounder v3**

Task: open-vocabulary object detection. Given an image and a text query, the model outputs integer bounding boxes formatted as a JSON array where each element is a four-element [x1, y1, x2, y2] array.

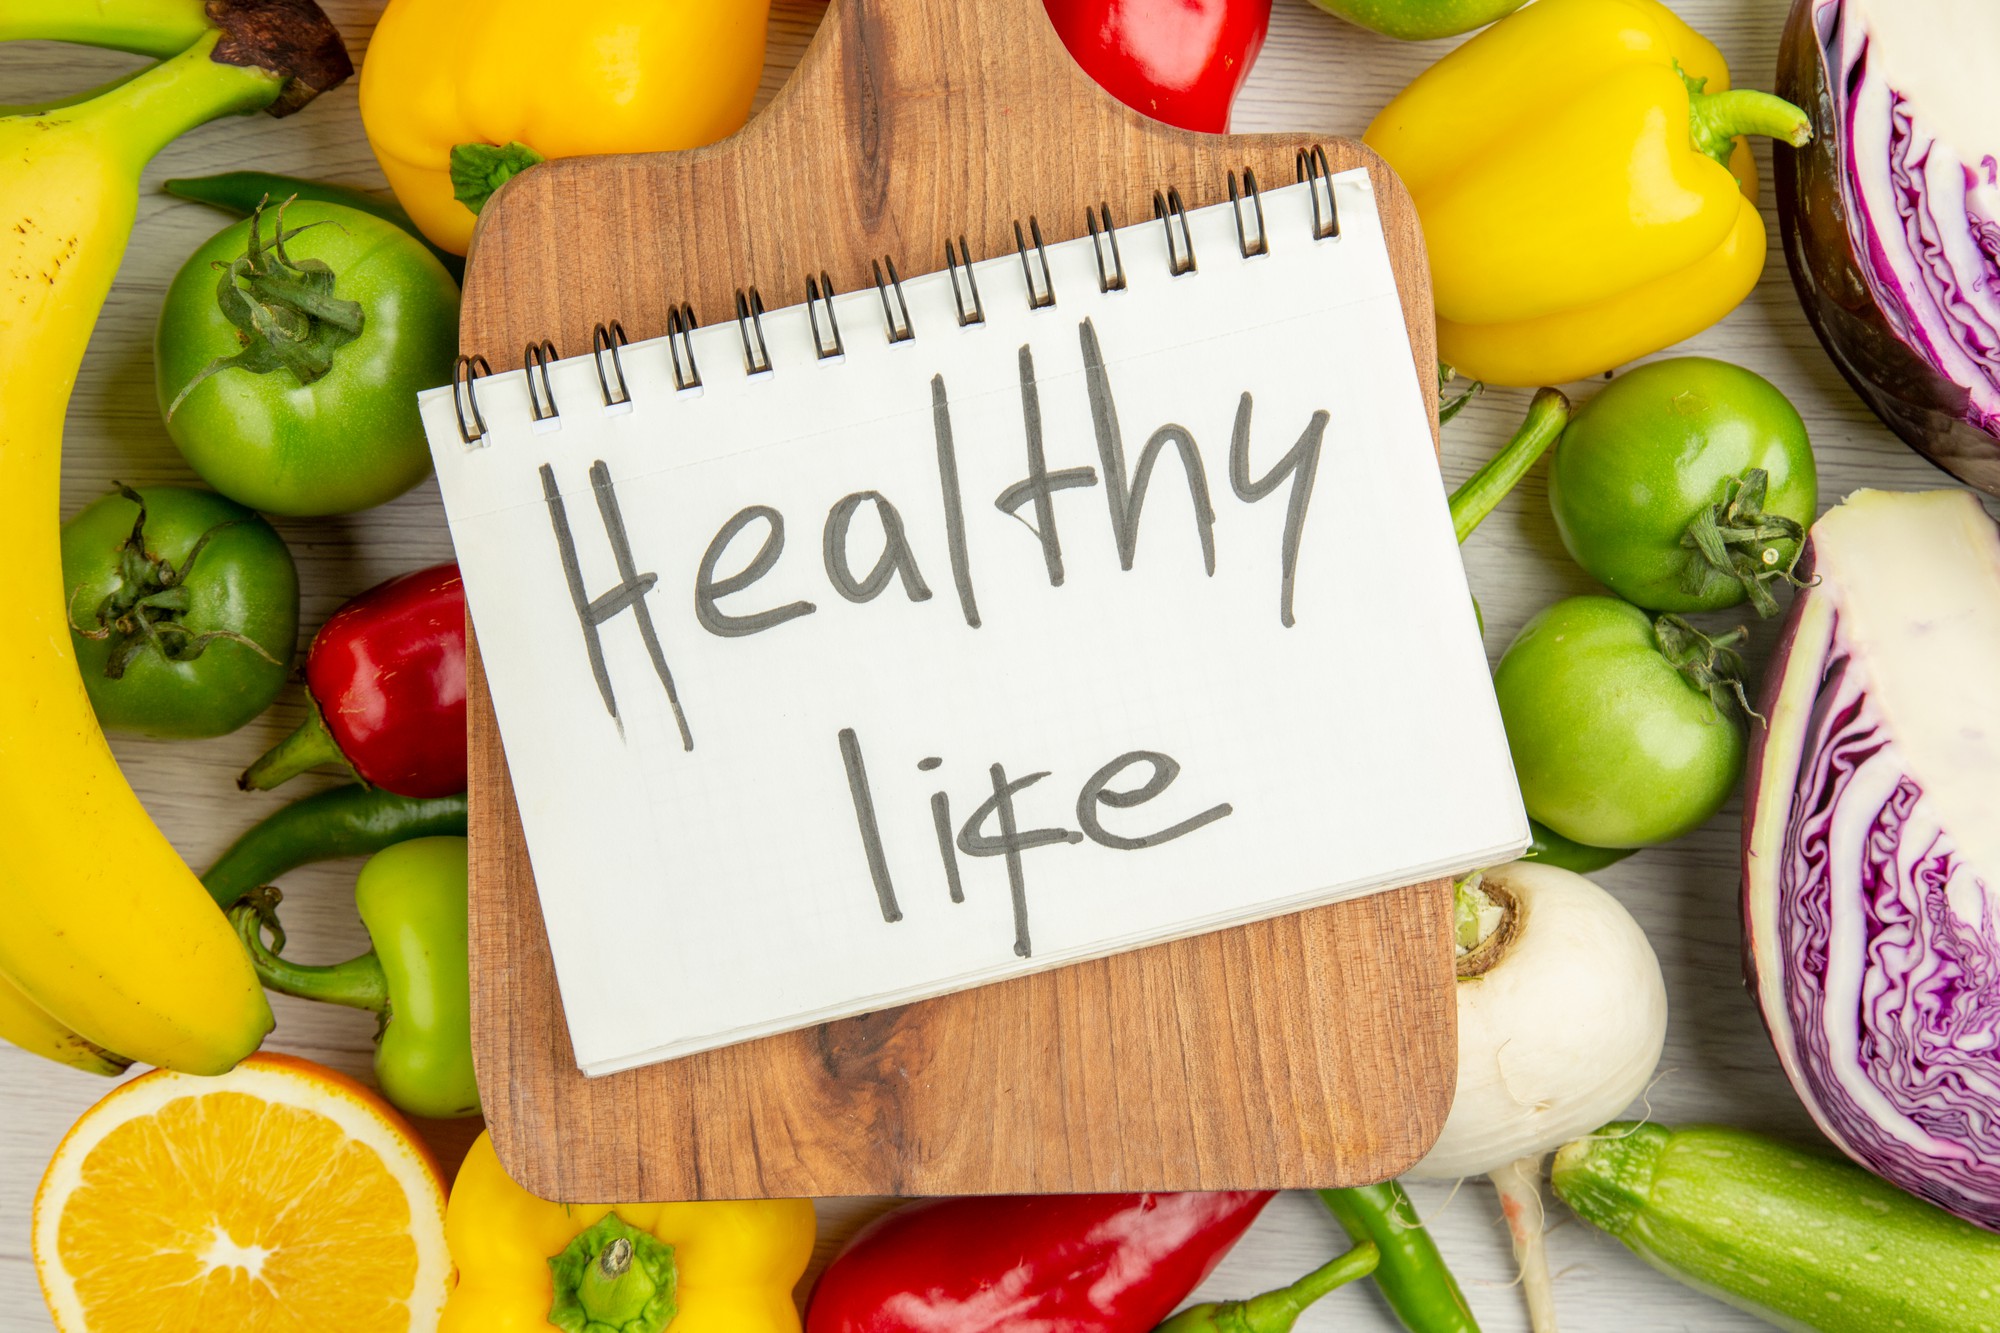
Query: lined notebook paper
[[421, 172, 1527, 1076]]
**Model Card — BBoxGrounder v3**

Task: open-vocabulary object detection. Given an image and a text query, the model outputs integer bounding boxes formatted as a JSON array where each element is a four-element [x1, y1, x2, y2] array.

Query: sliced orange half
[[33, 1052, 452, 1333]]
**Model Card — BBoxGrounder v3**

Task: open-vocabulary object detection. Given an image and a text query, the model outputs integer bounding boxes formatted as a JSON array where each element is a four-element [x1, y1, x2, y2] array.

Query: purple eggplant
[[1775, 0, 2000, 496], [1743, 488, 2000, 1229]]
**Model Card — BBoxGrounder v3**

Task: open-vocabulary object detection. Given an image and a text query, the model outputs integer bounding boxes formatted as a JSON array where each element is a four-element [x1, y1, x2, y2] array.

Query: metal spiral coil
[[1154, 188, 1197, 277], [667, 303, 702, 392], [806, 272, 844, 359], [453, 353, 491, 444], [592, 321, 631, 407], [873, 257, 914, 343], [1087, 203, 1126, 293], [459, 159, 1345, 425], [524, 339, 561, 421], [1297, 145, 1339, 241], [1229, 170, 1268, 259], [735, 288, 771, 376], [945, 236, 984, 327], [1014, 217, 1056, 310]]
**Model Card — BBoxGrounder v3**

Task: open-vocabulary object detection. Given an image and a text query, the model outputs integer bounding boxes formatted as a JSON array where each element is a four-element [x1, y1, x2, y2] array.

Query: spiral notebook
[[421, 169, 1526, 1077]]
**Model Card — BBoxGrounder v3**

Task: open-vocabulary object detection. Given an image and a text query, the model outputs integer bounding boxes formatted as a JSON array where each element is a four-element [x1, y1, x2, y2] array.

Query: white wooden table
[[5, 1, 1986, 1328]]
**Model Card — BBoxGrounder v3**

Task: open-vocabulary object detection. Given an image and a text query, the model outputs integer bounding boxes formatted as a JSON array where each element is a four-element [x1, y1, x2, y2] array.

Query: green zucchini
[[1553, 1123, 2000, 1333]]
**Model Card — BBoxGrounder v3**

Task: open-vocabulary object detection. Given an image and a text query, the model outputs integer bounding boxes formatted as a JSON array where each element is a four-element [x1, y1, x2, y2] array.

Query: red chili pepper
[[1043, 0, 1272, 135], [805, 1190, 1275, 1333], [240, 562, 467, 799]]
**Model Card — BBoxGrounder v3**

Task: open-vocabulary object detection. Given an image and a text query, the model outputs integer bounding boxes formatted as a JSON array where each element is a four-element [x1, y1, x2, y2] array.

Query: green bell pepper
[[230, 836, 478, 1119]]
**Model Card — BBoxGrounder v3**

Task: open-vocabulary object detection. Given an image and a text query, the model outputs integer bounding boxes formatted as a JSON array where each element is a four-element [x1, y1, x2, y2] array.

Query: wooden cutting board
[[457, 0, 1455, 1202]]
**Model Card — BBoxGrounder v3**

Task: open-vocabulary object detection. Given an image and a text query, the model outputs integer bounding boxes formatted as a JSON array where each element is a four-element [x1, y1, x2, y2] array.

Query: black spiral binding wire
[[1087, 203, 1126, 292], [945, 236, 984, 326], [735, 288, 771, 376], [667, 304, 701, 391], [1297, 145, 1339, 240], [593, 322, 631, 407], [1154, 188, 1197, 276], [453, 153, 1342, 431], [453, 353, 491, 445], [806, 272, 844, 359], [524, 339, 561, 422], [873, 257, 914, 343], [1014, 217, 1056, 309], [1229, 171, 1267, 259]]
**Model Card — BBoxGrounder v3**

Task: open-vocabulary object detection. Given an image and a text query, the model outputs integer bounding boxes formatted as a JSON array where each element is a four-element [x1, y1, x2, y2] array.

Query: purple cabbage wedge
[[1776, 0, 2000, 496], [1744, 489, 2000, 1229]]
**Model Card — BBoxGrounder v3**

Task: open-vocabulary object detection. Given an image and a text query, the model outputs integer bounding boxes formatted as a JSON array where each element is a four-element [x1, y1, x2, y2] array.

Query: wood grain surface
[[8, 0, 1996, 1328], [457, 0, 1457, 1202]]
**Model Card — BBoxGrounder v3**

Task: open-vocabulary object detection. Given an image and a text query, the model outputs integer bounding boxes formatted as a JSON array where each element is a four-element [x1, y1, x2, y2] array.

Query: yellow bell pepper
[[441, 1133, 815, 1333], [1364, 0, 1810, 386], [359, 0, 772, 255]]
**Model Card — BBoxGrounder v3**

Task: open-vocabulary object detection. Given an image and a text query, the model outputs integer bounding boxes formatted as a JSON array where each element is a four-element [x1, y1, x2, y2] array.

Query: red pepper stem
[[240, 697, 356, 792], [228, 889, 388, 1014]]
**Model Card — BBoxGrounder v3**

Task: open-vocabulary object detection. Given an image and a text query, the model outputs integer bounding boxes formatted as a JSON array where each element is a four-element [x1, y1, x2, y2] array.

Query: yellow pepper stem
[[1683, 71, 1812, 167], [548, 1214, 679, 1333]]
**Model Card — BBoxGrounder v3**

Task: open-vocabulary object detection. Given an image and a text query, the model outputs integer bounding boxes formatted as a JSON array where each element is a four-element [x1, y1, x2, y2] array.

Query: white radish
[[1408, 860, 1669, 1332]]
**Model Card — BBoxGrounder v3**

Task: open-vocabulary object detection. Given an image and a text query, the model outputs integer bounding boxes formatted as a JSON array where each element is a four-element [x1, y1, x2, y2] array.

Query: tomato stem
[[1678, 468, 1809, 617], [1450, 388, 1571, 544], [1654, 614, 1761, 725]]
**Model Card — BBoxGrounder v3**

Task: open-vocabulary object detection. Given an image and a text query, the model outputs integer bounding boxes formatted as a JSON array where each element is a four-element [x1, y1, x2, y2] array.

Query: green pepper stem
[[240, 700, 356, 792], [1449, 388, 1571, 544], [1687, 82, 1812, 168], [229, 888, 389, 1014], [0, 0, 211, 57], [547, 1215, 679, 1333]]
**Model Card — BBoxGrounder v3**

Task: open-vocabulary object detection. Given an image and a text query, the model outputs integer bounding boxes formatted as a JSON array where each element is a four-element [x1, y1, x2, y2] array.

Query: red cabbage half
[[1777, 0, 2000, 496], [1744, 488, 2000, 1228]]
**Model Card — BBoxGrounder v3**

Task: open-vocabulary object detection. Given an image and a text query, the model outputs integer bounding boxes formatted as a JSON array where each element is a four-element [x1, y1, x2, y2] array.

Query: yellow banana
[[0, 12, 348, 1074], [0, 972, 129, 1079]]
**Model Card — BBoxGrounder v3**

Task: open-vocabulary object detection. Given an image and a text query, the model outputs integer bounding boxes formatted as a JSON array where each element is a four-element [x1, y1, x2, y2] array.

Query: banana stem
[[57, 33, 285, 170], [0, 0, 212, 57]]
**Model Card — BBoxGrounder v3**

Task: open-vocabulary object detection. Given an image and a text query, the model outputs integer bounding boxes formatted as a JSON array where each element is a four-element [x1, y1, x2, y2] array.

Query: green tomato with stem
[[156, 199, 459, 517], [60, 485, 299, 739], [1550, 357, 1817, 617], [1494, 596, 1749, 849]]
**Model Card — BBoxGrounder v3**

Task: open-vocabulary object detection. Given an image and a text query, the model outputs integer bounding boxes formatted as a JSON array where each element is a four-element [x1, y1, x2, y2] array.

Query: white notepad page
[[422, 172, 1527, 1076]]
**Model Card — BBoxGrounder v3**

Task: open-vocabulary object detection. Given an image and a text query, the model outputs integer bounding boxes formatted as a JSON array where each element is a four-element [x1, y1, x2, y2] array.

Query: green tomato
[[1307, 0, 1526, 40], [1550, 357, 1817, 615], [60, 486, 299, 739], [1494, 596, 1746, 849], [156, 200, 459, 517]]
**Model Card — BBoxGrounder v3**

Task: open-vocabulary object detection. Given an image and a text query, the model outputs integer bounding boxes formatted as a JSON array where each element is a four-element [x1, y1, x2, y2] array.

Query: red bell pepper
[[1044, 0, 1272, 134], [241, 562, 467, 799], [805, 1190, 1275, 1333]]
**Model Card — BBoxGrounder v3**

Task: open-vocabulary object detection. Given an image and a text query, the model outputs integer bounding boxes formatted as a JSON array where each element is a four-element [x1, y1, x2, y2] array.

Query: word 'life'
[[838, 728, 1234, 958]]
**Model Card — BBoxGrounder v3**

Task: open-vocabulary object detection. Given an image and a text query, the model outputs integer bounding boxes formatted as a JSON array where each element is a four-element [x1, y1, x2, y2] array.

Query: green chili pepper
[[1317, 1185, 1480, 1333], [163, 171, 464, 280], [1520, 819, 1633, 874], [229, 837, 478, 1119], [1154, 1242, 1380, 1332], [201, 783, 468, 910]]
